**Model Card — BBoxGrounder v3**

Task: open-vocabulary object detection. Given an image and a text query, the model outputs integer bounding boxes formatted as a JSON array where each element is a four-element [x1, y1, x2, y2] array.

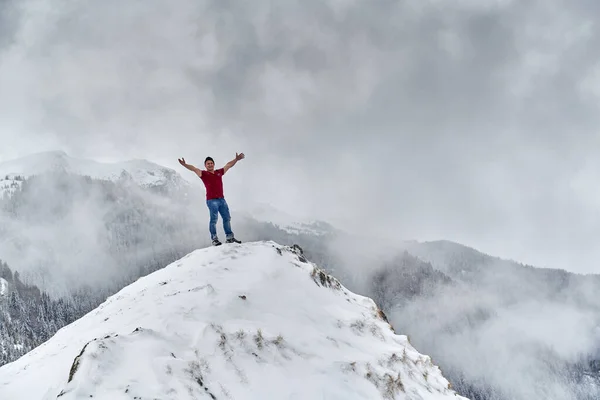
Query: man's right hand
[[178, 157, 202, 177]]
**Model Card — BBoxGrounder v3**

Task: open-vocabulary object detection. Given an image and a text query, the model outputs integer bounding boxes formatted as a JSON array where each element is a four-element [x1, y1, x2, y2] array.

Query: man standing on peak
[[178, 153, 245, 246]]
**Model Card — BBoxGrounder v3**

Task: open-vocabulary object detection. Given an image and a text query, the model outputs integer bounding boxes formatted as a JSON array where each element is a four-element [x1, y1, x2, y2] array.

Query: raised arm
[[223, 152, 245, 173], [178, 157, 202, 178]]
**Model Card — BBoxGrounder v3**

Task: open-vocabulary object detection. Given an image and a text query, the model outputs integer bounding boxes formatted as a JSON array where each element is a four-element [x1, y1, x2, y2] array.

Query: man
[[178, 153, 245, 246]]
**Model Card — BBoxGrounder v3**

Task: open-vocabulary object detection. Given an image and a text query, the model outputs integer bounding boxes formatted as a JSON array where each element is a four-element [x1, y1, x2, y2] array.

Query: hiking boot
[[212, 239, 222, 246], [226, 237, 241, 244]]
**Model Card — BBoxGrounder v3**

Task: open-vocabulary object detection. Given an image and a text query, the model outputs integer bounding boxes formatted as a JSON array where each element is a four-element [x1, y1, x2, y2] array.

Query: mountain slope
[[0, 241, 467, 400]]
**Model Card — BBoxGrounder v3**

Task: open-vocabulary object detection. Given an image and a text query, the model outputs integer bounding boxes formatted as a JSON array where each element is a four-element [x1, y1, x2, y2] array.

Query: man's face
[[205, 160, 215, 171]]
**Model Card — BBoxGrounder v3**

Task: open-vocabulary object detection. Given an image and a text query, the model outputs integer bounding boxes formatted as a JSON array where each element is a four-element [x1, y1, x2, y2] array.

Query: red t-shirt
[[200, 168, 225, 200]]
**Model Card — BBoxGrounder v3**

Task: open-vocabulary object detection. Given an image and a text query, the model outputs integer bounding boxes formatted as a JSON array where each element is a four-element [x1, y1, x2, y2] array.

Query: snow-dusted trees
[[0, 260, 98, 367]]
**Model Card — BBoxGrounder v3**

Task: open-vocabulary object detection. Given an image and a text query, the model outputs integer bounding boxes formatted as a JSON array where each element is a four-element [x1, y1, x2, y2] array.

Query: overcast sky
[[1, 0, 600, 273]]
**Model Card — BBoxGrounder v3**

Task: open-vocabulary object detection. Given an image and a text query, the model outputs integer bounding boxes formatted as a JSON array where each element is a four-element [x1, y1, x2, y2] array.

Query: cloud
[[1, 0, 600, 272]]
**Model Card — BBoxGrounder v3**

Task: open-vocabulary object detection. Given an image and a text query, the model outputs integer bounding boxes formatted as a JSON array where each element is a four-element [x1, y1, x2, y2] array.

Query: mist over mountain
[[1, 152, 600, 400], [0, 152, 342, 368], [368, 241, 600, 400], [1, 171, 195, 295], [3, 0, 600, 397], [0, 151, 339, 295]]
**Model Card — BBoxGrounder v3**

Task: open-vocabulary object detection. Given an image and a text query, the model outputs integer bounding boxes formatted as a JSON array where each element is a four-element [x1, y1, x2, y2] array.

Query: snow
[[0, 150, 189, 197], [0, 175, 23, 198], [0, 241, 466, 400], [0, 278, 7, 297]]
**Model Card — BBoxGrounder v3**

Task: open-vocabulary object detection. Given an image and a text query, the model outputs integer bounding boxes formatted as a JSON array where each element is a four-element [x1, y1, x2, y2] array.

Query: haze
[[2, 0, 600, 273]]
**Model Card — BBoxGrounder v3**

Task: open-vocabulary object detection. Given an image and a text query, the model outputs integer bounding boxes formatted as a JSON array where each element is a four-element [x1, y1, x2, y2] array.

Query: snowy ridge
[[0, 241, 467, 400], [0, 150, 189, 197]]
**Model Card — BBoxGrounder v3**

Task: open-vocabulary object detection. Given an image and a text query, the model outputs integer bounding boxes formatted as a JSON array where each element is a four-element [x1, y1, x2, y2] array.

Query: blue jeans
[[206, 198, 234, 240]]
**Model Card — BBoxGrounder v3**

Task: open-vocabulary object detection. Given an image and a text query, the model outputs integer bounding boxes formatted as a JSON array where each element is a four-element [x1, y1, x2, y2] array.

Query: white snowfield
[[0, 241, 467, 400], [0, 150, 188, 196]]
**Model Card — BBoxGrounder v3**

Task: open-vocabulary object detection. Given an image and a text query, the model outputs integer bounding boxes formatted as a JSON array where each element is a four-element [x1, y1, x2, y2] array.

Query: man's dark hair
[[205, 157, 214, 164]]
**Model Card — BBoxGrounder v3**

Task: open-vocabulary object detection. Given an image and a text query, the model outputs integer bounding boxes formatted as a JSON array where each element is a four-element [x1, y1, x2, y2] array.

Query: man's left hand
[[236, 152, 245, 161]]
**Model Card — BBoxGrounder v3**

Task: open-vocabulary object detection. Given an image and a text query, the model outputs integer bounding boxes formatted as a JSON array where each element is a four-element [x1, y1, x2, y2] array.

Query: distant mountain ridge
[[0, 150, 190, 198]]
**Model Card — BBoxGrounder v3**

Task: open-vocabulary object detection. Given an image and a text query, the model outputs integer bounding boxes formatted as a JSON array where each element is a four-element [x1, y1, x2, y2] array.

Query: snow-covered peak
[[0, 241, 466, 400], [0, 150, 189, 196]]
